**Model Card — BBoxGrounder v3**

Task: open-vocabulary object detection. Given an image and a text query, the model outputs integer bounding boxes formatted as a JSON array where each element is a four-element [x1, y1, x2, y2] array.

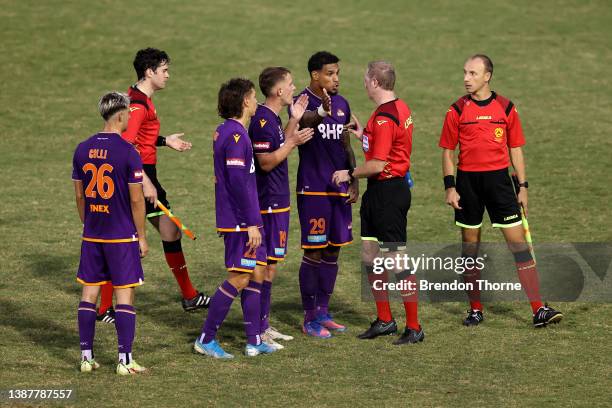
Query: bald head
[[366, 61, 395, 91], [467, 54, 493, 82]]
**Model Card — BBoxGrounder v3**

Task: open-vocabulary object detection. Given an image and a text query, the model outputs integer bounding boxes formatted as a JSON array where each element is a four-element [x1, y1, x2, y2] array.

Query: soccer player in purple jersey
[[72, 92, 148, 375], [194, 78, 276, 358], [248, 67, 314, 349], [294, 51, 359, 338]]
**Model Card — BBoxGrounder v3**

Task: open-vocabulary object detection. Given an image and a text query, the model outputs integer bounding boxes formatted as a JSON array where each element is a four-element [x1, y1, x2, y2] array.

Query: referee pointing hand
[[332, 61, 423, 345]]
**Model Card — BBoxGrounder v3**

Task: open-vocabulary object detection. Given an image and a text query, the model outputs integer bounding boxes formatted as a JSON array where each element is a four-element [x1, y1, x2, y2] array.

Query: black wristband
[[348, 168, 355, 183], [156, 136, 166, 147], [444, 175, 456, 189]]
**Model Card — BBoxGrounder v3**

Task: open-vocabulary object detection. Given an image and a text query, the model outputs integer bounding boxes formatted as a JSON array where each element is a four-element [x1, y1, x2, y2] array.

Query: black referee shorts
[[360, 177, 411, 251], [455, 168, 521, 229], [143, 164, 171, 218]]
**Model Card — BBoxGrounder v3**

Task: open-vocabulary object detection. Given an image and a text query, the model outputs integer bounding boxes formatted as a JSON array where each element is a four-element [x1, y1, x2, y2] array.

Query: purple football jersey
[[72, 132, 143, 241], [294, 88, 351, 194], [248, 104, 290, 211], [214, 119, 262, 231]]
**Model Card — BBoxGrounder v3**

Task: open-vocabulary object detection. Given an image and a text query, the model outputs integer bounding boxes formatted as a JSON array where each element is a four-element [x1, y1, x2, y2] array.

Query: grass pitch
[[1, 1, 611, 407]]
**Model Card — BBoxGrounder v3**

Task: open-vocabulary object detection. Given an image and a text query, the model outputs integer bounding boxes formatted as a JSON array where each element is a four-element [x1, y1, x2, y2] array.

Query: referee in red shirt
[[440, 54, 562, 328], [333, 61, 423, 345]]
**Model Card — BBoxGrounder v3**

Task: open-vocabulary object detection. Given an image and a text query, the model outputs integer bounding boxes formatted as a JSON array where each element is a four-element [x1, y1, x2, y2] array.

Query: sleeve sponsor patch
[[226, 158, 246, 167], [253, 141, 271, 151]]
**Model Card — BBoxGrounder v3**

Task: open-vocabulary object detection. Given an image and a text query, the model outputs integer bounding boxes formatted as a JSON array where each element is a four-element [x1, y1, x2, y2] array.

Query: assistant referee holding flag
[[333, 61, 423, 345], [440, 54, 563, 328]]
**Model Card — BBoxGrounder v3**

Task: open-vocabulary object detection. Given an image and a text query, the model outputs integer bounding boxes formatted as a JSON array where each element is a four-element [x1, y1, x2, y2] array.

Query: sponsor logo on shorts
[[253, 142, 271, 150], [226, 158, 245, 167], [274, 248, 285, 256], [307, 234, 327, 243], [240, 258, 257, 267], [504, 214, 519, 221]]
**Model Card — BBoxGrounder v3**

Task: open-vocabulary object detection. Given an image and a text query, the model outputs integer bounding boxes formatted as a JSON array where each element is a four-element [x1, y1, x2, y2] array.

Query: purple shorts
[[297, 195, 353, 249], [223, 230, 267, 273], [261, 211, 290, 262], [77, 240, 144, 288]]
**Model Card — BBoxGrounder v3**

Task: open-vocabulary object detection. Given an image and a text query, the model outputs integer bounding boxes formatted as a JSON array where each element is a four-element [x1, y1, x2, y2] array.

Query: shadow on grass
[[0, 298, 75, 365]]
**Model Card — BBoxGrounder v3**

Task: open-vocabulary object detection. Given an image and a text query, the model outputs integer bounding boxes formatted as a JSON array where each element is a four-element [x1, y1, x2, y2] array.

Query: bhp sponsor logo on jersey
[[253, 141, 271, 151]]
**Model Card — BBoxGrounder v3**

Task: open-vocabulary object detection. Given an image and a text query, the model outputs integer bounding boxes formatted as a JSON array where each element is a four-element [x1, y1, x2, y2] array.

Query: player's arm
[[507, 104, 528, 216], [439, 108, 461, 209], [342, 126, 359, 203], [299, 89, 332, 128], [509, 147, 528, 216], [129, 183, 148, 257], [442, 148, 461, 210], [256, 129, 313, 172], [73, 180, 85, 223]]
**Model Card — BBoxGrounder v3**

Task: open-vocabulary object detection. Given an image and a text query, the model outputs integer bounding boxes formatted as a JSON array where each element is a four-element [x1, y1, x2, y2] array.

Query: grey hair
[[98, 91, 130, 121], [366, 61, 396, 91]]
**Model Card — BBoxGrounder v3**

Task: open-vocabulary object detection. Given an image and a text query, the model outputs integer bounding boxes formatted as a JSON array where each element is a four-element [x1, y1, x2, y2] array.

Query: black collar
[[470, 91, 496, 106]]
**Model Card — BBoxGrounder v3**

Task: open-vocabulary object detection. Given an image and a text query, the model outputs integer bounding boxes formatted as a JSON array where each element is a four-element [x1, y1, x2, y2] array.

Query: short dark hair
[[98, 91, 130, 121], [133, 48, 170, 80], [469, 54, 494, 81], [307, 51, 340, 75], [218, 78, 255, 119], [259, 67, 291, 98]]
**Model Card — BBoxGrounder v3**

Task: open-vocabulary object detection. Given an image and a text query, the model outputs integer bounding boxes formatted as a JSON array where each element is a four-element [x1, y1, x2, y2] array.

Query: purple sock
[[200, 280, 238, 344], [78, 301, 97, 358], [299, 256, 320, 323], [317, 254, 339, 316], [241, 280, 262, 345], [260, 280, 272, 333], [115, 304, 136, 363]]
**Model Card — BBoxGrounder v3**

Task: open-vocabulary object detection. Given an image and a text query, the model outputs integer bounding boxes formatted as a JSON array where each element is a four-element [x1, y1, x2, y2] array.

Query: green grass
[[1, 0, 611, 407]]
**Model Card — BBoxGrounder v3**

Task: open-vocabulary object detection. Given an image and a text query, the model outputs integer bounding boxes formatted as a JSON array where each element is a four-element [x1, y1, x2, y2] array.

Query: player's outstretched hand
[[139, 238, 149, 258], [293, 127, 314, 146], [332, 169, 351, 186], [166, 133, 193, 152], [247, 226, 262, 250], [143, 177, 158, 206], [346, 181, 359, 204], [322, 88, 332, 114], [445, 187, 462, 210], [517, 188, 528, 217], [346, 114, 364, 141], [290, 94, 309, 120]]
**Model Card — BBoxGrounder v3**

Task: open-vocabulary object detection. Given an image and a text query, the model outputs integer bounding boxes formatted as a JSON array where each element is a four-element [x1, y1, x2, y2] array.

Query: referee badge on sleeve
[[362, 134, 370, 152]]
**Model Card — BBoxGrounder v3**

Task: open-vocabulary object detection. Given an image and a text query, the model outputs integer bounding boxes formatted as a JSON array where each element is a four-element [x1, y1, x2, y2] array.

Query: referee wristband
[[317, 105, 328, 117], [156, 136, 166, 147], [443, 175, 456, 190]]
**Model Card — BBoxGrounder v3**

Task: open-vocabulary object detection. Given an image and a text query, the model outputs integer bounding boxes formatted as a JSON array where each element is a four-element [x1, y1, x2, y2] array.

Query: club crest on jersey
[[253, 141, 271, 151], [226, 158, 245, 167], [362, 135, 370, 152], [233, 133, 241, 143], [259, 119, 267, 128], [337, 109, 345, 117], [494, 127, 504, 141]]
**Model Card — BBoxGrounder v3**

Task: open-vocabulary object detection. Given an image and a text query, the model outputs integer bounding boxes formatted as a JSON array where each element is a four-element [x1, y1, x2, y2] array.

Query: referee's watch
[[519, 181, 529, 189]]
